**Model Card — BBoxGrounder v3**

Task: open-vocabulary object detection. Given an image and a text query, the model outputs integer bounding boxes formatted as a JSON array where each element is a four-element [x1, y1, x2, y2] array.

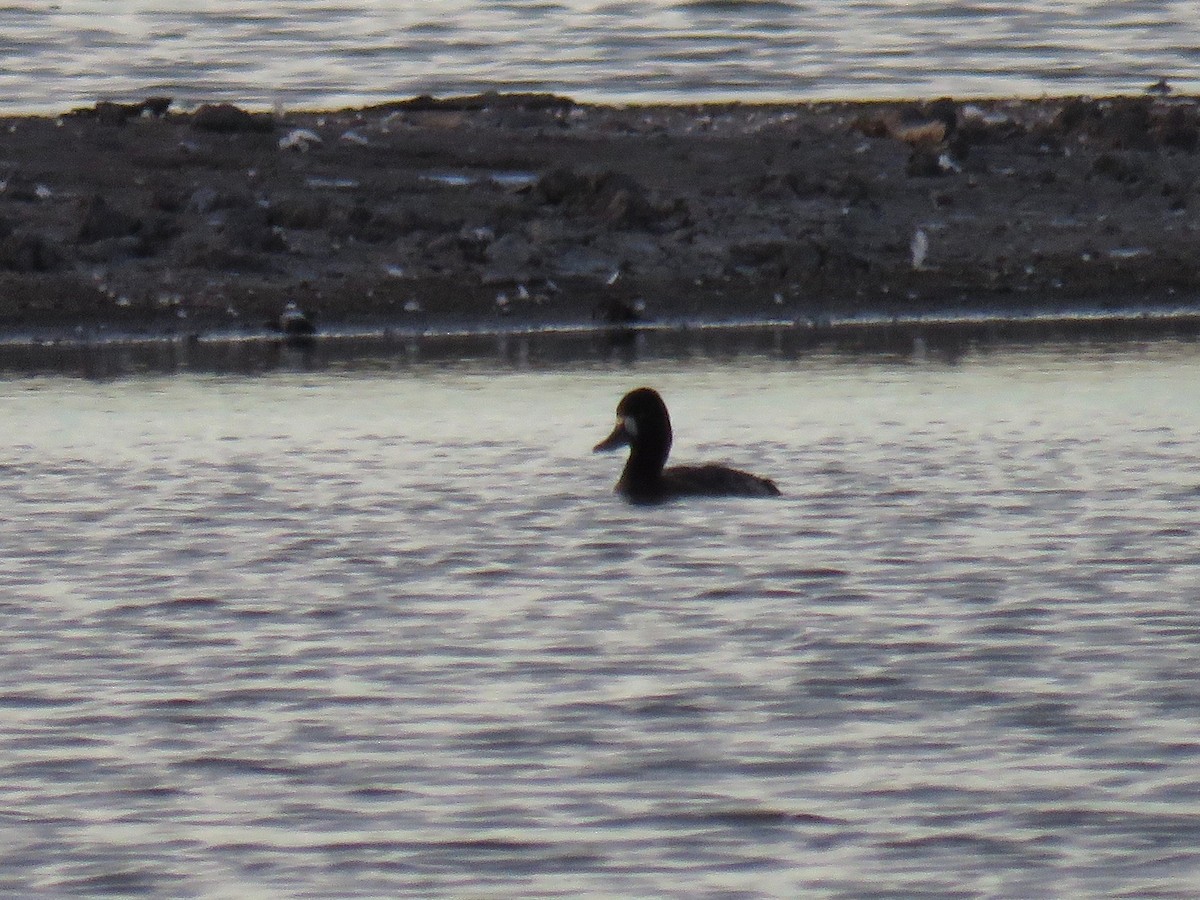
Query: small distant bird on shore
[[857, 98, 959, 147], [271, 301, 317, 345], [855, 99, 963, 177], [1146, 78, 1173, 95], [591, 296, 645, 327]]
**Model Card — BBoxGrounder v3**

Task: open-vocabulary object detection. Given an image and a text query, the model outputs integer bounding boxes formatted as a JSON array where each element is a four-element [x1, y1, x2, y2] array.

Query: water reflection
[[2, 315, 1199, 379]]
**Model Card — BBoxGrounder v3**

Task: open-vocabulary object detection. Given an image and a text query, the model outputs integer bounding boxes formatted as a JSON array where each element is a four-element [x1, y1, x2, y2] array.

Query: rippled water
[[2, 337, 1200, 895], [2, 1, 1198, 113]]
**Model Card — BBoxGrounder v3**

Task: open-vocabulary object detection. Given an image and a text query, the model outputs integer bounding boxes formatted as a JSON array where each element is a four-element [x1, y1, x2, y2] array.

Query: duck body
[[594, 387, 780, 504], [617, 462, 781, 504]]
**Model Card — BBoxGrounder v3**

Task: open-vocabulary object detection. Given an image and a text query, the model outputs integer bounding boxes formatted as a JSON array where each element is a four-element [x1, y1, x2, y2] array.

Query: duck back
[[618, 462, 780, 503], [663, 464, 781, 498]]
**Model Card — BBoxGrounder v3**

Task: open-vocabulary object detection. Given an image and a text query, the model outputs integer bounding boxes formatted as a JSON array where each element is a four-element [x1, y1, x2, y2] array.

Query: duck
[[270, 301, 317, 347], [593, 387, 781, 503]]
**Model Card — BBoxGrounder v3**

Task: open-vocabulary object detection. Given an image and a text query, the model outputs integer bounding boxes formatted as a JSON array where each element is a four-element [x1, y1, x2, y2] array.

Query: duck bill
[[593, 420, 630, 453]]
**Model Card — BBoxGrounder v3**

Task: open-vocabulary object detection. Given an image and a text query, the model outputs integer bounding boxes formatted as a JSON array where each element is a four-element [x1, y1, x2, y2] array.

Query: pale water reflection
[[2, 1, 1198, 111], [1, 340, 1199, 895]]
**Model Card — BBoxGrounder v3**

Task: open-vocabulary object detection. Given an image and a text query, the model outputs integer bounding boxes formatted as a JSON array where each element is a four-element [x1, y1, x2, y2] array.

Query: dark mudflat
[[1, 92, 1198, 341]]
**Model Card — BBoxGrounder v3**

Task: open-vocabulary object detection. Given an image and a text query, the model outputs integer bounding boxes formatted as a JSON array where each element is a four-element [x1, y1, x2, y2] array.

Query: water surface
[[2, 1, 1198, 112], [2, 338, 1200, 895]]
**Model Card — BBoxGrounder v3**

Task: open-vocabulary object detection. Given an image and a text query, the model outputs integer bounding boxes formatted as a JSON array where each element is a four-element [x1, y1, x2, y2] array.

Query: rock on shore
[[1, 91, 1198, 337]]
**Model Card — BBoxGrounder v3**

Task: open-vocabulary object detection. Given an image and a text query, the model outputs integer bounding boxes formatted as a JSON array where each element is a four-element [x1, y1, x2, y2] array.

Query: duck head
[[594, 387, 673, 471]]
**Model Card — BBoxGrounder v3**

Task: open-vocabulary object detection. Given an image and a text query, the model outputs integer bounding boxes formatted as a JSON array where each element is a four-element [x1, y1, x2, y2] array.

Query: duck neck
[[620, 437, 671, 487]]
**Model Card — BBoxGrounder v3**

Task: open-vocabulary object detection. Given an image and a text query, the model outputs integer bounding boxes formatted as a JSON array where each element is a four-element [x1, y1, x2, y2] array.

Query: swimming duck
[[594, 387, 781, 503]]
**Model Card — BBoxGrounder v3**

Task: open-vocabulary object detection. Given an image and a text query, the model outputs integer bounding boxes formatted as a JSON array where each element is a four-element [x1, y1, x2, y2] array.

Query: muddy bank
[[1, 91, 1199, 339]]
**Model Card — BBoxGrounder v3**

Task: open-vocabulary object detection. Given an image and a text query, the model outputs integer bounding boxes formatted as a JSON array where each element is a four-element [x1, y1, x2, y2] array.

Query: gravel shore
[[2, 91, 1199, 341]]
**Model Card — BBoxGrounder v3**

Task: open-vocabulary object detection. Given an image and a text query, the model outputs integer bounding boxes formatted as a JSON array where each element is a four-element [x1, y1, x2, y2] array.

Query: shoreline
[[3, 308, 1199, 379], [5, 303, 1200, 346], [1, 91, 1198, 345], [4, 308, 1199, 381]]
